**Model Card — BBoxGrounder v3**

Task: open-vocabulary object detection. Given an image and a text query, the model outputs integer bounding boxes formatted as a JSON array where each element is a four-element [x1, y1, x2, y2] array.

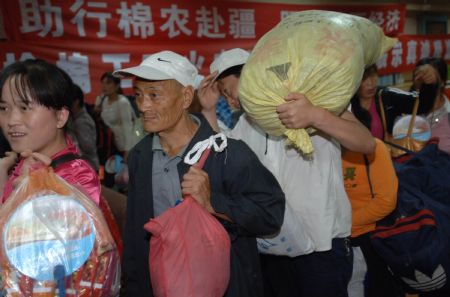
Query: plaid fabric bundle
[[216, 97, 233, 128]]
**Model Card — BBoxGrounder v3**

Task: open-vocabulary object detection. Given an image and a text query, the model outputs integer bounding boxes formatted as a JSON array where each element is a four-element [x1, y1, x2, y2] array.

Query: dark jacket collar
[[132, 113, 216, 176], [177, 113, 216, 177], [181, 113, 215, 158]]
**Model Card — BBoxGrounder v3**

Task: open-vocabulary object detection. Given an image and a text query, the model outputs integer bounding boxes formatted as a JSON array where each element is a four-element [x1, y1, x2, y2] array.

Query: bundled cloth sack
[[239, 10, 397, 154], [0, 167, 121, 297]]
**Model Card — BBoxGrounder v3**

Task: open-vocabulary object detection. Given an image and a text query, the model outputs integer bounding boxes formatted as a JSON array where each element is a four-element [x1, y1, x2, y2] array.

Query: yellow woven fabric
[[239, 10, 397, 154]]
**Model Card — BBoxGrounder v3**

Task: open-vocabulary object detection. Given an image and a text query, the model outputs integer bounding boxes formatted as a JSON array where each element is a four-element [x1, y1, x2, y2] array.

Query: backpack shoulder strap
[[100, 95, 107, 107], [377, 89, 388, 137], [50, 153, 82, 169]]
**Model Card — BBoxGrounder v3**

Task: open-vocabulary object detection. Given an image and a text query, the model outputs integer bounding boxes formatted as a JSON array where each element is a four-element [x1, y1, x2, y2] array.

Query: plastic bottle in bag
[[0, 167, 121, 297]]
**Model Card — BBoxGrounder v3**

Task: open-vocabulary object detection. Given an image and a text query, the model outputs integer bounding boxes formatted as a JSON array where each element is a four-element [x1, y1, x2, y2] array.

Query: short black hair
[[217, 64, 244, 81], [415, 57, 448, 83], [410, 57, 448, 114], [101, 71, 123, 94], [0, 59, 74, 110], [350, 64, 379, 130], [101, 71, 121, 85], [72, 84, 85, 107], [363, 64, 378, 80]]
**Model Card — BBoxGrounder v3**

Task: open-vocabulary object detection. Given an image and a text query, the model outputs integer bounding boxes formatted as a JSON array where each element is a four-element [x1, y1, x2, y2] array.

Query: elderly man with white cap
[[114, 51, 285, 297]]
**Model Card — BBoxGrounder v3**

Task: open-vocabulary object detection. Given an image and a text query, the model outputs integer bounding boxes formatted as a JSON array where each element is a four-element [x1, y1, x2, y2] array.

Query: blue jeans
[[261, 237, 353, 297]]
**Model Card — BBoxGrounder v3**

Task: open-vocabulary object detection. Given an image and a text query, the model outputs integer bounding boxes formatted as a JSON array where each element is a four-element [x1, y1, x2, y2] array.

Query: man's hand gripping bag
[[144, 148, 231, 297]]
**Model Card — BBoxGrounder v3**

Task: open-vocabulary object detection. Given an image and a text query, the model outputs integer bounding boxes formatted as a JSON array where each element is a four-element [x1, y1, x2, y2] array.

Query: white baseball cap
[[114, 51, 198, 87], [193, 74, 205, 90], [210, 48, 250, 78]]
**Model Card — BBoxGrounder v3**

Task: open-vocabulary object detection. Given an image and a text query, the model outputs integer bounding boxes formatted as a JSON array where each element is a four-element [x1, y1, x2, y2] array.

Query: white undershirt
[[228, 115, 351, 253]]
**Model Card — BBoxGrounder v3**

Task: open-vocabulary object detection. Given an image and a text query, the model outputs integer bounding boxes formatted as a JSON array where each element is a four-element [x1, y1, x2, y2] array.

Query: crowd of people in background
[[0, 43, 449, 297]]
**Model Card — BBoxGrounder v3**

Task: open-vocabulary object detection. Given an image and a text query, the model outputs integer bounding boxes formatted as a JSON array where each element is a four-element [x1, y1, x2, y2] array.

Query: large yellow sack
[[239, 10, 397, 154]]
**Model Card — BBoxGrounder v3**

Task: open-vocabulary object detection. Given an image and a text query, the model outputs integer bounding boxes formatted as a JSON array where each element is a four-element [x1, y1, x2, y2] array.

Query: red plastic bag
[[144, 148, 231, 297]]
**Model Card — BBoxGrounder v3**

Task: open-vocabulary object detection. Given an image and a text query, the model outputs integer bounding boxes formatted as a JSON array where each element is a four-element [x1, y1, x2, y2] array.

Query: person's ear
[[55, 108, 70, 129], [229, 97, 241, 109], [182, 85, 195, 110]]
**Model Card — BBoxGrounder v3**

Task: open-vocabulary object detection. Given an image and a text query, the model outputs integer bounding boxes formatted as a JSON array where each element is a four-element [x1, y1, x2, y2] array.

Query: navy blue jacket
[[122, 113, 285, 297]]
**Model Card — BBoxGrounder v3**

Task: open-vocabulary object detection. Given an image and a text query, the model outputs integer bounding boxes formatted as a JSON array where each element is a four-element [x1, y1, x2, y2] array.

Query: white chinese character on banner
[[19, 0, 42, 33], [3, 52, 35, 68], [102, 54, 132, 88], [117, 2, 154, 38], [160, 4, 192, 38], [188, 50, 204, 70], [391, 42, 403, 68], [445, 40, 450, 60], [57, 52, 91, 93], [70, 0, 111, 38], [280, 11, 295, 20], [368, 11, 384, 27], [229, 9, 255, 39], [39, 0, 63, 37], [385, 10, 400, 33], [406, 40, 418, 65], [196, 6, 225, 38], [376, 52, 388, 69], [433, 40, 443, 58], [19, 0, 63, 37], [420, 40, 431, 59]]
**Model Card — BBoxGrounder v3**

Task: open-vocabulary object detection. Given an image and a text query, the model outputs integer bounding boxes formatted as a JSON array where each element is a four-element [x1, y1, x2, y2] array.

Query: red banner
[[1, 35, 448, 101], [2, 1, 405, 42], [377, 35, 450, 75], [0, 1, 413, 103], [0, 40, 257, 103]]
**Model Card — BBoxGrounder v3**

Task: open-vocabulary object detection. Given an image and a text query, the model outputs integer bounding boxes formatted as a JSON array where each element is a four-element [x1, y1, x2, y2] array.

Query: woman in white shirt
[[95, 72, 136, 186]]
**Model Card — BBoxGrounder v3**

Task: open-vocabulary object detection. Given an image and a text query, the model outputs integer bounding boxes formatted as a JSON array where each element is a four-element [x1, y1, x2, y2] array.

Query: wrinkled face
[[101, 77, 119, 96], [134, 79, 192, 134], [218, 75, 241, 110], [357, 71, 378, 100], [0, 77, 68, 155]]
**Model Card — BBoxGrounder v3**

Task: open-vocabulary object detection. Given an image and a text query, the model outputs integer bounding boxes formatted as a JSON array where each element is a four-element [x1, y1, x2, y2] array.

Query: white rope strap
[[184, 133, 227, 165]]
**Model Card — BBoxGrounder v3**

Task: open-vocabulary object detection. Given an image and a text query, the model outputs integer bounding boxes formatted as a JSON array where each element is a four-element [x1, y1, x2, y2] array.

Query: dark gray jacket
[[122, 113, 285, 297]]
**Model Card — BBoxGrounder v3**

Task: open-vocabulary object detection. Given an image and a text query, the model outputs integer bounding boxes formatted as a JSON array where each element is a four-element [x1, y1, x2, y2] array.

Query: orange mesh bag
[[0, 167, 120, 297], [144, 147, 231, 297]]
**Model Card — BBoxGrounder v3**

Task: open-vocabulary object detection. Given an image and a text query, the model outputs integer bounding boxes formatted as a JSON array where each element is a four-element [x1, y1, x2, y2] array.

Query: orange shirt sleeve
[[352, 140, 398, 227]]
